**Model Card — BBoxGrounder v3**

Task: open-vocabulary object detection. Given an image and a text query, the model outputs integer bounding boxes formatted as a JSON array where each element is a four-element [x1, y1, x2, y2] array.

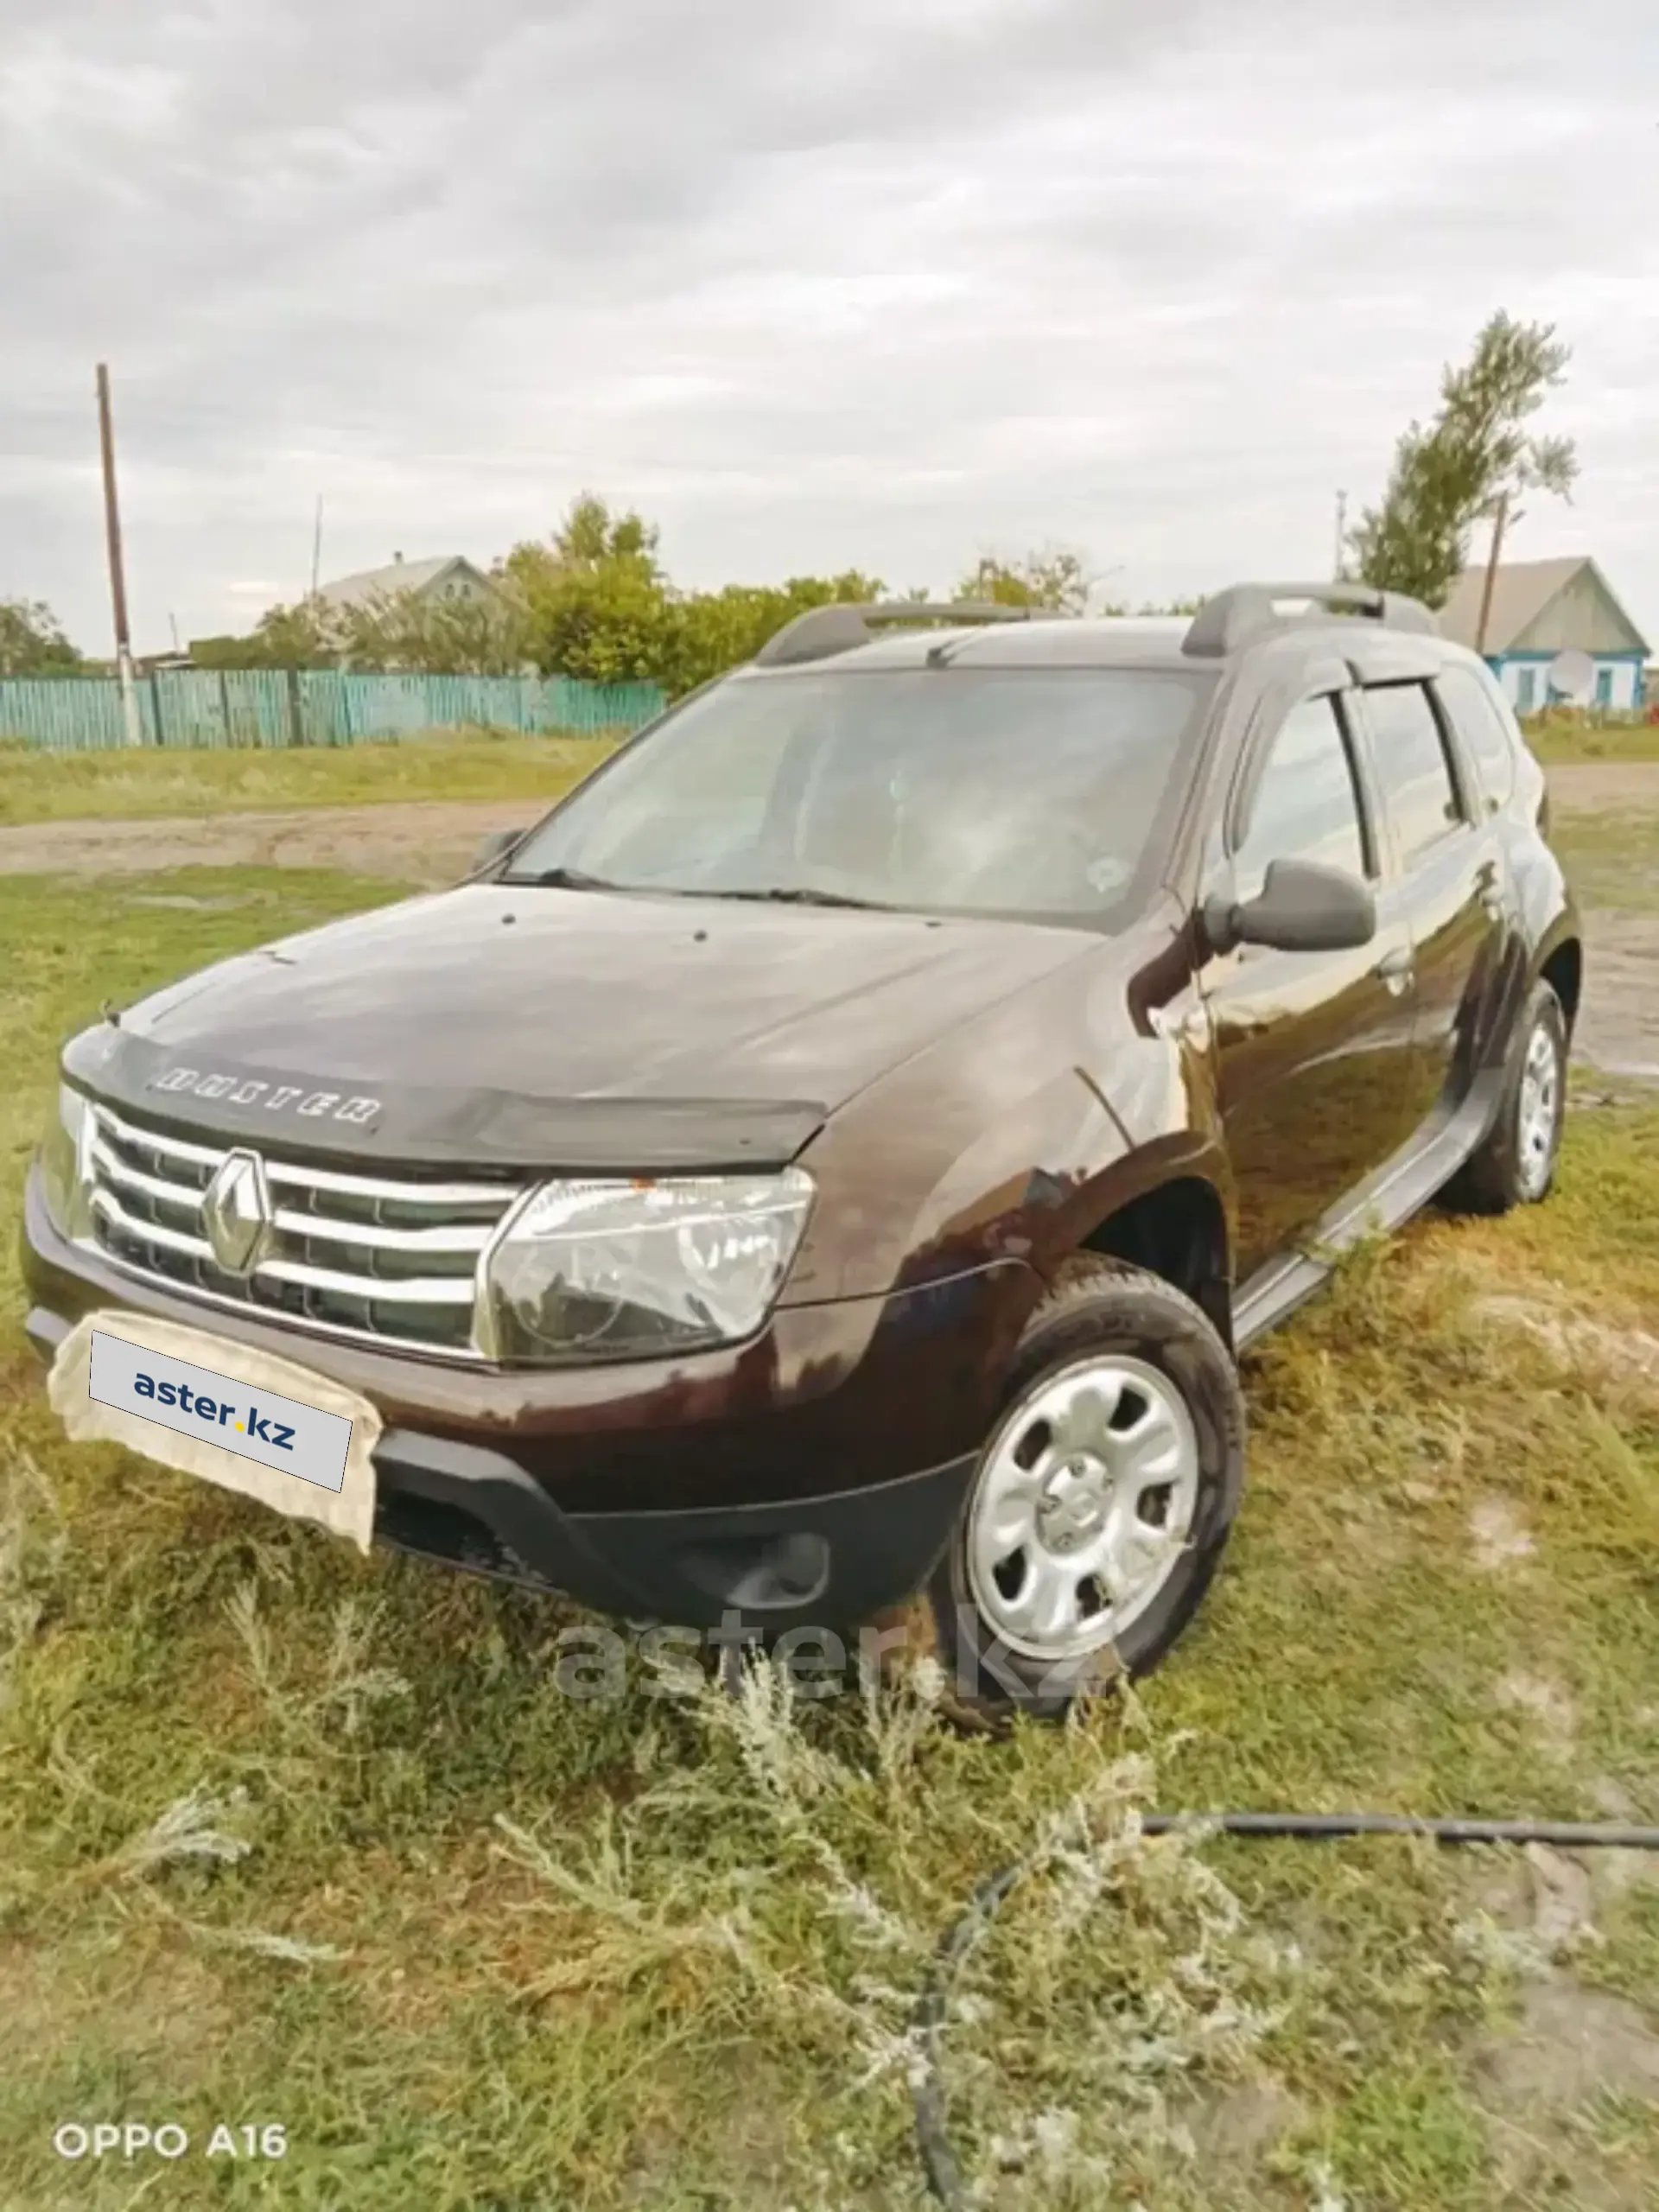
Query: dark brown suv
[[23, 582, 1581, 1711]]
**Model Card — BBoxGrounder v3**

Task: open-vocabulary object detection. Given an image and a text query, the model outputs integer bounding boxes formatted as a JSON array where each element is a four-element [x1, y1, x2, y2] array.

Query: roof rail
[[1181, 582, 1439, 659], [753, 600, 1038, 669]]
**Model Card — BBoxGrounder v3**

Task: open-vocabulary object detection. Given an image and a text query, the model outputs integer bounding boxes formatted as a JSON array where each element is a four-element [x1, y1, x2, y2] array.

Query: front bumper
[[23, 1167, 1031, 1630]]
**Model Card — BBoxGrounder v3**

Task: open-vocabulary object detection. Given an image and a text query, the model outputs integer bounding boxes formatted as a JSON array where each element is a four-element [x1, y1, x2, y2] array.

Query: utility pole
[[96, 363, 144, 747], [1333, 489, 1348, 582], [310, 495, 324, 600], [1473, 490, 1510, 658]]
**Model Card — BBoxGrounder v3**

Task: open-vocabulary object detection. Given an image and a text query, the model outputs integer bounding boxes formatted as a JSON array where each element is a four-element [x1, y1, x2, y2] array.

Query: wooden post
[[1473, 492, 1510, 658], [149, 667, 164, 747], [286, 665, 304, 747], [96, 364, 144, 749]]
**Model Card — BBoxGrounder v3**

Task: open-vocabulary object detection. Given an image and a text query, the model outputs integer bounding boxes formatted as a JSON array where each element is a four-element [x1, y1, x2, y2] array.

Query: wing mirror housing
[[472, 826, 527, 873], [1203, 858, 1376, 956]]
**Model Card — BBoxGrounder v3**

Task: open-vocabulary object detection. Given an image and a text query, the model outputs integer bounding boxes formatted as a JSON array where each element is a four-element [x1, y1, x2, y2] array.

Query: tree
[[548, 492, 660, 568], [0, 597, 83, 676], [500, 495, 674, 683], [1348, 312, 1578, 609], [189, 598, 345, 670], [194, 584, 527, 675], [663, 570, 884, 694], [332, 587, 529, 676], [955, 548, 1091, 613]]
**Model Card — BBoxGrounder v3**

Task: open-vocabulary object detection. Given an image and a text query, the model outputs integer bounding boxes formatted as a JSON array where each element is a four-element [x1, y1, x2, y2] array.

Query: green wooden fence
[[0, 670, 666, 752]]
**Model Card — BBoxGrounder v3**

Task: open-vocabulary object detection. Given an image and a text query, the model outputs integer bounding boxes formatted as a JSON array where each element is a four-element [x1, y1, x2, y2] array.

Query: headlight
[[37, 1084, 95, 1240], [483, 1168, 815, 1364]]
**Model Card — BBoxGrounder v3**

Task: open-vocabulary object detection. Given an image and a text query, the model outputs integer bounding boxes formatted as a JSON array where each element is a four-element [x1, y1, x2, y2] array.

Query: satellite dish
[[1546, 648, 1596, 703]]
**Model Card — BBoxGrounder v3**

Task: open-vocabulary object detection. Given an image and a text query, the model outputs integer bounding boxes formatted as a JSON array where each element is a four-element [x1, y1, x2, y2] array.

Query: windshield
[[502, 666, 1214, 922]]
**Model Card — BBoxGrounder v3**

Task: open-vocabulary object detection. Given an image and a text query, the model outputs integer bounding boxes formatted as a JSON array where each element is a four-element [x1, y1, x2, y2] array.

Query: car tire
[[1445, 979, 1568, 1216], [907, 1255, 1246, 1722]]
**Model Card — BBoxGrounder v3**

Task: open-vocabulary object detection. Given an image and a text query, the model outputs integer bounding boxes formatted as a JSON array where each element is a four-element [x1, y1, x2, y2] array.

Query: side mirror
[[1204, 857, 1376, 956], [472, 826, 526, 873]]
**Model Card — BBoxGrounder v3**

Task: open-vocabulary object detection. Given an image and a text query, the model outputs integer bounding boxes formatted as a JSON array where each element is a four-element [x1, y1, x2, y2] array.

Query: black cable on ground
[[911, 1809, 1659, 2207]]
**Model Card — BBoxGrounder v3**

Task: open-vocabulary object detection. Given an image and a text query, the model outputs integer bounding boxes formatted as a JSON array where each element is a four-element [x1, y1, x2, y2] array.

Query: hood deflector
[[60, 1027, 827, 1175]]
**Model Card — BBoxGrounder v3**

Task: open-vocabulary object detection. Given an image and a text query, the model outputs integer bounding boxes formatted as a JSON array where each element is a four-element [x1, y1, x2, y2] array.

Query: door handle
[[1374, 948, 1414, 995]]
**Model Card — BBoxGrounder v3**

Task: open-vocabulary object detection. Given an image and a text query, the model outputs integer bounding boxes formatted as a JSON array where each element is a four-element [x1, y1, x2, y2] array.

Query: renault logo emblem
[[201, 1149, 272, 1275]]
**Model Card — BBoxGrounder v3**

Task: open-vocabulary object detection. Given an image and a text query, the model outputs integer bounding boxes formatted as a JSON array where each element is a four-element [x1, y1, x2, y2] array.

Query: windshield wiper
[[501, 870, 892, 909], [702, 886, 895, 911], [506, 865, 624, 891]]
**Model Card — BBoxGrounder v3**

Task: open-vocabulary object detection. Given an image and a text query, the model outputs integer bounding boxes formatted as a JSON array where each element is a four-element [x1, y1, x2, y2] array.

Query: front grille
[[81, 1100, 523, 1361]]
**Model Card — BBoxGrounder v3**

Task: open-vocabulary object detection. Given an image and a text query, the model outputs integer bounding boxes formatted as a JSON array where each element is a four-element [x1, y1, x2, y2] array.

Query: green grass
[[1527, 715, 1659, 765], [1, 869, 1656, 2209], [0, 728, 619, 827], [1551, 804, 1659, 913]]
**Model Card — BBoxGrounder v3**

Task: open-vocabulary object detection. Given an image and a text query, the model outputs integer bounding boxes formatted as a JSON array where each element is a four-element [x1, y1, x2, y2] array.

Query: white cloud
[[2, 0, 1656, 649]]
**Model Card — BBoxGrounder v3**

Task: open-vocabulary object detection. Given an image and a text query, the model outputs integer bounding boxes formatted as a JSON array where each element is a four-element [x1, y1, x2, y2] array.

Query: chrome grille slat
[[264, 1161, 513, 1211], [81, 1101, 523, 1361], [91, 1184, 214, 1262], [258, 1255, 477, 1306], [266, 1205, 493, 1256], [94, 1102, 512, 1210], [90, 1135, 207, 1218], [95, 1111, 224, 1171]]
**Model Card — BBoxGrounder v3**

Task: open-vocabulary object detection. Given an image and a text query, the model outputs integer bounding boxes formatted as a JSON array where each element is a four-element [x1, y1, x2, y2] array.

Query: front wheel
[[918, 1255, 1246, 1720]]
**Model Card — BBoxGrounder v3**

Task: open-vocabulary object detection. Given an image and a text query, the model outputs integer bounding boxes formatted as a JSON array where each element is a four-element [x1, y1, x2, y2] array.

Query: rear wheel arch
[[1538, 936, 1582, 1039]]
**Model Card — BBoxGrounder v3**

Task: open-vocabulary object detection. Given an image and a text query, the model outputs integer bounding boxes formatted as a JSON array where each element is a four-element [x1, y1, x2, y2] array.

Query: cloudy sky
[[3, 0, 1656, 654]]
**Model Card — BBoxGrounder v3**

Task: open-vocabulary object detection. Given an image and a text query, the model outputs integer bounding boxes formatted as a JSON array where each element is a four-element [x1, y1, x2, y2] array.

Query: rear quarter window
[[1360, 682, 1465, 863], [1434, 664, 1518, 813]]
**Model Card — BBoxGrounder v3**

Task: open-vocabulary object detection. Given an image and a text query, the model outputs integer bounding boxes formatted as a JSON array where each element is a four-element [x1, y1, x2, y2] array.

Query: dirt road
[[1, 760, 1653, 1077], [0, 798, 521, 885]]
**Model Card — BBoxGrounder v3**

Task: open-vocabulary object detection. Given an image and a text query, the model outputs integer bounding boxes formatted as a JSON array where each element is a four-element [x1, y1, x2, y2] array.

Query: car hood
[[67, 884, 1096, 1171]]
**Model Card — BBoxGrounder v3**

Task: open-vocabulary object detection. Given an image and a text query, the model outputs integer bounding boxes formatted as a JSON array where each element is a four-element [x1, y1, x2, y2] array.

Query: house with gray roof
[[315, 553, 503, 616], [1437, 556, 1649, 712]]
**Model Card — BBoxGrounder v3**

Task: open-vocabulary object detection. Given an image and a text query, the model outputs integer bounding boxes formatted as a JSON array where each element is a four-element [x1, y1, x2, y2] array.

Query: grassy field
[[1548, 807, 1659, 915], [1, 855, 1656, 2209], [0, 729, 617, 828], [1525, 712, 1659, 766]]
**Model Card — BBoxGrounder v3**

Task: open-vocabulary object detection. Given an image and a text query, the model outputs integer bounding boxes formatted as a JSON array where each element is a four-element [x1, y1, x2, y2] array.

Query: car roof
[[733, 616, 1198, 675], [739, 584, 1478, 682], [735, 615, 1493, 682], [739, 588, 1503, 681]]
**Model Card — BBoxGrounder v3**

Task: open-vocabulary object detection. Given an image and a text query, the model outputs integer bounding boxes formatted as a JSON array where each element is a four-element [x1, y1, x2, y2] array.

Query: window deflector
[[1225, 656, 1355, 855]]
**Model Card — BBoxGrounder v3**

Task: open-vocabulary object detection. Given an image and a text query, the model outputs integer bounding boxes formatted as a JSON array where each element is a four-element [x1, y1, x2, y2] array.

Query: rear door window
[[1362, 683, 1466, 865]]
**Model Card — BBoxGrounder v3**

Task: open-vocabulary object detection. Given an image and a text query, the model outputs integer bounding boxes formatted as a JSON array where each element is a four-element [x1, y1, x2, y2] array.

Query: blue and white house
[[1438, 556, 1649, 712]]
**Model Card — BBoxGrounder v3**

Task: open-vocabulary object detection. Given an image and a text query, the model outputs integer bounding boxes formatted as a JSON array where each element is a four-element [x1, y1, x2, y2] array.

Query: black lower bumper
[[25, 1303, 973, 1634], [373, 1424, 972, 1630]]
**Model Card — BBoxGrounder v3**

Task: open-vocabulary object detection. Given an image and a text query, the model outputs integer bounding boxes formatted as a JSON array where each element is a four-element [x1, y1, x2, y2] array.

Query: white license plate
[[89, 1328, 355, 1495]]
